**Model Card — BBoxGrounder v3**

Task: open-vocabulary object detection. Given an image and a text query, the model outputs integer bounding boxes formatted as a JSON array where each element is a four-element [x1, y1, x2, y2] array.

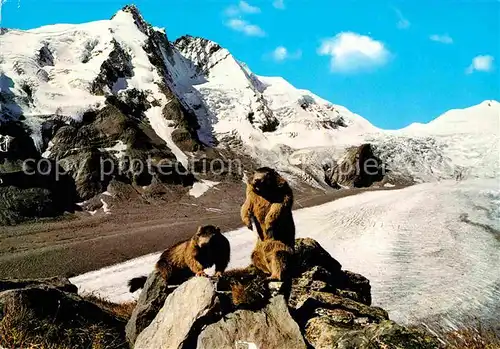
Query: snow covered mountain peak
[[1, 5, 498, 209], [402, 100, 500, 135]]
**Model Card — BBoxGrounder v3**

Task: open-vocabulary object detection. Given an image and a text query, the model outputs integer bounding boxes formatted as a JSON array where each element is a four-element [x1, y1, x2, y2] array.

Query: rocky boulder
[[324, 143, 385, 189], [197, 295, 307, 349], [306, 319, 440, 349], [134, 277, 217, 349]]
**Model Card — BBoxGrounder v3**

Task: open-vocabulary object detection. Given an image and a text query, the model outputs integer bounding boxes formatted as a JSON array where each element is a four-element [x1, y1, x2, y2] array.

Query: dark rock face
[[0, 121, 39, 161], [0, 121, 78, 225], [43, 94, 194, 201], [0, 279, 127, 349], [325, 143, 385, 189], [255, 94, 279, 133], [173, 35, 223, 75], [129, 238, 440, 349], [91, 39, 134, 95]]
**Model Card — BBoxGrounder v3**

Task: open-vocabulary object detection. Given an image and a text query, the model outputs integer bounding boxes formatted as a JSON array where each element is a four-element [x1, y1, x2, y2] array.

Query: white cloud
[[226, 18, 266, 37], [318, 32, 390, 73], [272, 46, 302, 62], [273, 46, 288, 61], [430, 34, 453, 44], [225, 1, 261, 16], [394, 8, 410, 29], [466, 55, 495, 74], [273, 0, 285, 9], [238, 1, 261, 14]]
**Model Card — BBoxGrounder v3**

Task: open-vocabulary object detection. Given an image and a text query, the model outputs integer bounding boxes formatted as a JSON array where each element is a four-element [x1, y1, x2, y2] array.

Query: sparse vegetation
[[0, 305, 127, 349], [82, 293, 136, 321], [0, 289, 135, 349], [444, 325, 500, 349]]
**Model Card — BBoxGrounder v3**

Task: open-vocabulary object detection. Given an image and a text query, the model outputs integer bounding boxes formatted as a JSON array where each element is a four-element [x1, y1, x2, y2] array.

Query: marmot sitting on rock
[[241, 167, 295, 247], [241, 167, 295, 281], [128, 225, 230, 292]]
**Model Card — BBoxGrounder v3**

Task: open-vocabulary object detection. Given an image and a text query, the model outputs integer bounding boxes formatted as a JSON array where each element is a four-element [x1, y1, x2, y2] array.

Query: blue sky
[[1, 0, 499, 129]]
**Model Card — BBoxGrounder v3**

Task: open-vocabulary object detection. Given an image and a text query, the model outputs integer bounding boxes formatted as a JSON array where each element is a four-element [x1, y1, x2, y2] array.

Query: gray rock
[[291, 289, 388, 324], [324, 143, 384, 189], [305, 315, 351, 348], [294, 238, 342, 276], [306, 317, 442, 349], [197, 295, 307, 349], [334, 320, 442, 349], [134, 277, 216, 349], [125, 270, 170, 346]]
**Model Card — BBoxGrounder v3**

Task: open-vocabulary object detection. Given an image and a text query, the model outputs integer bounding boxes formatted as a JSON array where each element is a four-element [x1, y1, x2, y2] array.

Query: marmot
[[249, 216, 293, 280], [241, 167, 295, 247], [240, 167, 295, 281], [128, 225, 230, 292]]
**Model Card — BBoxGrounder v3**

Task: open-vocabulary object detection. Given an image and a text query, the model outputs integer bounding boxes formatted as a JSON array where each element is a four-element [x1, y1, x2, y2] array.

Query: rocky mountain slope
[[1, 5, 498, 224]]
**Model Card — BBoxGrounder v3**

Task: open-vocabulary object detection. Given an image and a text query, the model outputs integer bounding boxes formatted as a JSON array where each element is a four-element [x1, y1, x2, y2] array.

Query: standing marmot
[[240, 167, 295, 280], [241, 167, 295, 247], [128, 225, 230, 292]]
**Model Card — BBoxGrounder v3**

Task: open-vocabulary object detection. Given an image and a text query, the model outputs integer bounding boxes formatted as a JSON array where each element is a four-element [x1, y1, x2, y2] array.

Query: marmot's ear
[[216, 226, 221, 234]]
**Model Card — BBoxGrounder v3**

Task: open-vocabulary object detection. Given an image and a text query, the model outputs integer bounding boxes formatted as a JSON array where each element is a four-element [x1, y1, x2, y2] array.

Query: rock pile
[[129, 238, 441, 349]]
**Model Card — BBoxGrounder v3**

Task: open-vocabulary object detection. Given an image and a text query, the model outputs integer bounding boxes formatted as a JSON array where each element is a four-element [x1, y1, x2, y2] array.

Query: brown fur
[[128, 225, 230, 292], [251, 239, 293, 281], [230, 279, 268, 308], [241, 167, 295, 247], [240, 167, 295, 281], [219, 266, 269, 308]]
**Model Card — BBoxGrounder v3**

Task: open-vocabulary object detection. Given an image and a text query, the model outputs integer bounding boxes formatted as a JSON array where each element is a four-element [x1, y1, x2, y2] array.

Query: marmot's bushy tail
[[128, 276, 147, 292]]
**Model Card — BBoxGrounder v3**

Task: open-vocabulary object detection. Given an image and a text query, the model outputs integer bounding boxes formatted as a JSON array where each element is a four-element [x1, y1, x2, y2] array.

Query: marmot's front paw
[[196, 271, 208, 277], [214, 271, 223, 277], [246, 222, 253, 230]]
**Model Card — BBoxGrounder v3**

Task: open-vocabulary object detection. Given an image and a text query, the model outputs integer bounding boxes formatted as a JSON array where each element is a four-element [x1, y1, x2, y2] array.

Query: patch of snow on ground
[[188, 180, 220, 198], [102, 140, 127, 160], [71, 179, 500, 332], [72, 252, 160, 301], [145, 105, 189, 168], [100, 198, 111, 215]]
